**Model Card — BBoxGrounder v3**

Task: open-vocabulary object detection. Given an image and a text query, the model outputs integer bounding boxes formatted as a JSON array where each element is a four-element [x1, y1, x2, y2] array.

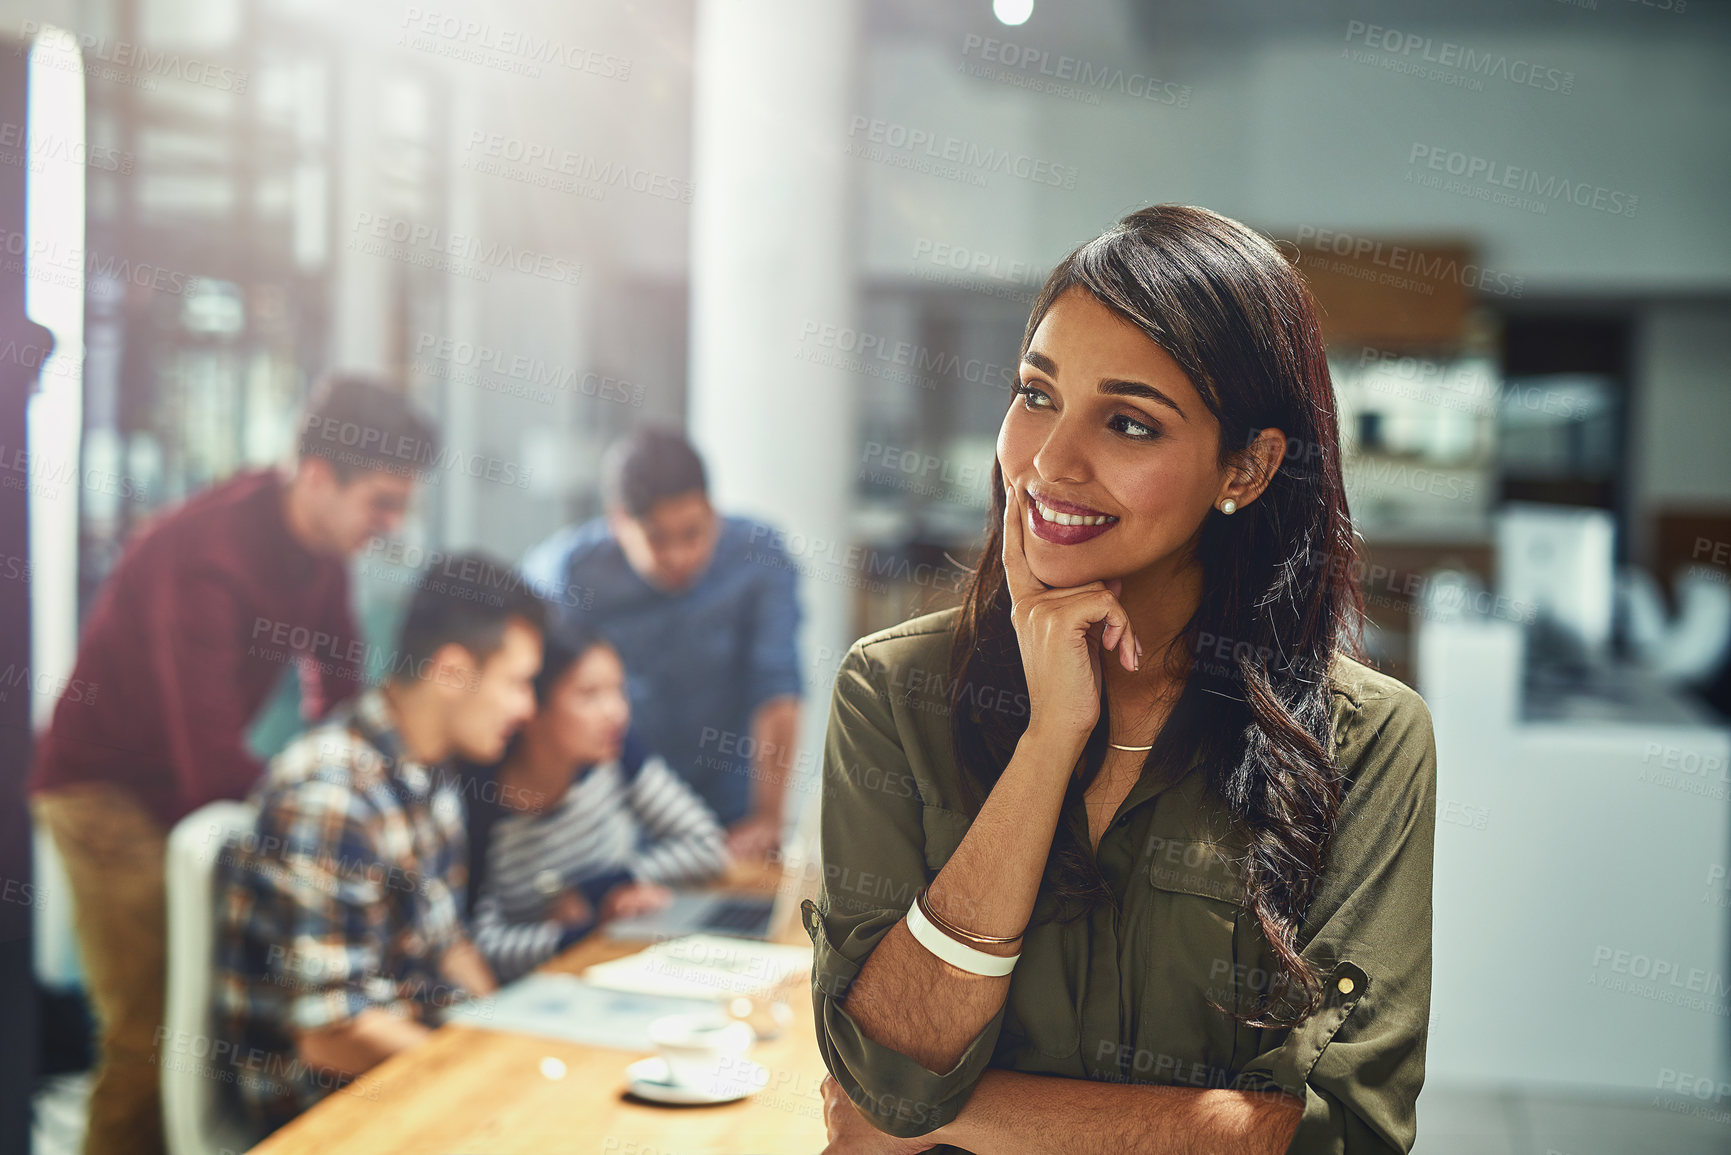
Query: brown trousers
[[33, 783, 170, 1155]]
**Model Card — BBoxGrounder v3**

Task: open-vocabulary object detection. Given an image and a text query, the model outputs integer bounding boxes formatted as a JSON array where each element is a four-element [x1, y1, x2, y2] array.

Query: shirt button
[[1337, 976, 1355, 995]]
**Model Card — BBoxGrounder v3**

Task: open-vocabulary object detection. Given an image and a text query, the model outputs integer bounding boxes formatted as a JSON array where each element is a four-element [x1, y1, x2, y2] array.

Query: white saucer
[[624, 1055, 768, 1105]]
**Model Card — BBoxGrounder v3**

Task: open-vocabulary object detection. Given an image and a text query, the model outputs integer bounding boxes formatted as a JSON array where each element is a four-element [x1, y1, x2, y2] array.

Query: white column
[[437, 69, 484, 550], [23, 26, 85, 730], [330, 47, 388, 373], [688, 0, 860, 843]]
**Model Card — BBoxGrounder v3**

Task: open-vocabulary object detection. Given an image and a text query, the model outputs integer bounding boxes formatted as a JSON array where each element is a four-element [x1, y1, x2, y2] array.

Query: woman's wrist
[[1017, 720, 1090, 766]]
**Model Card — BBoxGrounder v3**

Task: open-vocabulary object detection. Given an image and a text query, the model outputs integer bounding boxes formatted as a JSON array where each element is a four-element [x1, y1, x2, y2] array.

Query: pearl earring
[[1220, 499, 1237, 515]]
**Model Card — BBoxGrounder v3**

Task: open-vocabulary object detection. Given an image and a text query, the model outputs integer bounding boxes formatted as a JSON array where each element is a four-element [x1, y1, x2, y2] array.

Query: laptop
[[604, 887, 788, 941], [603, 800, 818, 942]]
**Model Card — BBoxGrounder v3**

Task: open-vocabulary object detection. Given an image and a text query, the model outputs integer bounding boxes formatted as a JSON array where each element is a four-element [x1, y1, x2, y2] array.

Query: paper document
[[445, 971, 718, 1050], [579, 934, 814, 1001]]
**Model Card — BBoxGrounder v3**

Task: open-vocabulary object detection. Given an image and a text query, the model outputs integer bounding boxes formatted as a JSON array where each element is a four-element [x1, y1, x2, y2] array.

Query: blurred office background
[[1, 0, 1729, 1152]]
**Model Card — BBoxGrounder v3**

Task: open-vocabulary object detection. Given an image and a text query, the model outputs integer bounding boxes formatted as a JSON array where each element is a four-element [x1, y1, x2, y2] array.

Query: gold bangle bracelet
[[914, 885, 1025, 947]]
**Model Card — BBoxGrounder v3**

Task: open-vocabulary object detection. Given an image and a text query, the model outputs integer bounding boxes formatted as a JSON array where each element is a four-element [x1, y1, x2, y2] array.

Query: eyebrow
[[1022, 350, 1188, 422]]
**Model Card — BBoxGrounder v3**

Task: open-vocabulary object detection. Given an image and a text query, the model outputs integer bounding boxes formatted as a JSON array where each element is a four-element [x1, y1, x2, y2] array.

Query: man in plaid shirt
[[214, 553, 546, 1134]]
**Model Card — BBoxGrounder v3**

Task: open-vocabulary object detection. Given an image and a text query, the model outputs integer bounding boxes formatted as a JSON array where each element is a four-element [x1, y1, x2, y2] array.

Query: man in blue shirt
[[521, 427, 802, 861]]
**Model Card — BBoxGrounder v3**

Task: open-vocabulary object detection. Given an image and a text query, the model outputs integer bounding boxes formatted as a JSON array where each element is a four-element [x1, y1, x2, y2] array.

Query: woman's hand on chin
[[1002, 481, 1139, 747]]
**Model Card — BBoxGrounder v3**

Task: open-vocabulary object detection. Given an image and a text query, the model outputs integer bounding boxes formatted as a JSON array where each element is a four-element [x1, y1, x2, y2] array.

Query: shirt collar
[[1078, 677, 1214, 835], [352, 685, 436, 798]]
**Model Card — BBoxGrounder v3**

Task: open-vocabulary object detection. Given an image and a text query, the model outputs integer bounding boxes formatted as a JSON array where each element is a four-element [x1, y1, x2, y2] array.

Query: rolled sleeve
[[802, 899, 1008, 1137], [1230, 690, 1437, 1154], [744, 542, 804, 714], [802, 639, 1006, 1138]]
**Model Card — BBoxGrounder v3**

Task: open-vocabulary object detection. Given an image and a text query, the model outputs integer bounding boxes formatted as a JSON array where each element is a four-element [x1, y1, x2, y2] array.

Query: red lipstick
[[1026, 492, 1120, 546]]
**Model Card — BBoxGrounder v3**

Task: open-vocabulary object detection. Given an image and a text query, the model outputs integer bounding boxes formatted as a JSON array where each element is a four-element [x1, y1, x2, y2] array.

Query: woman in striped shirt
[[466, 624, 730, 981]]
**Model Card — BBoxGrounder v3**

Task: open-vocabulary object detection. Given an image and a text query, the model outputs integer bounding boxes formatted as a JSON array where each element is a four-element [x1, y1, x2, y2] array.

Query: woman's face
[[996, 285, 1230, 591], [534, 643, 631, 766]]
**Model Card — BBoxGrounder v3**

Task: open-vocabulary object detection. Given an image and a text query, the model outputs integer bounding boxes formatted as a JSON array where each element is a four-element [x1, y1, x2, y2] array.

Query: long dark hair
[[947, 204, 1366, 1026], [458, 620, 614, 916]]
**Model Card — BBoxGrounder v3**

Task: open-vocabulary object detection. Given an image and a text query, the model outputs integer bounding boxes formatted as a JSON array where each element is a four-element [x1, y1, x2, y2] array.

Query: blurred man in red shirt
[[28, 373, 438, 1155]]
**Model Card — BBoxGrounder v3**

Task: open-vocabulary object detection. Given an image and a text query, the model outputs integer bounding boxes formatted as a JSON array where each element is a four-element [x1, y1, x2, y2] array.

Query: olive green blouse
[[800, 606, 1436, 1154]]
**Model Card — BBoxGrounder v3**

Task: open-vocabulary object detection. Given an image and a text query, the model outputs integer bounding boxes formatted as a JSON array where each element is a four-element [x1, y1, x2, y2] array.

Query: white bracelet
[[905, 895, 1020, 977]]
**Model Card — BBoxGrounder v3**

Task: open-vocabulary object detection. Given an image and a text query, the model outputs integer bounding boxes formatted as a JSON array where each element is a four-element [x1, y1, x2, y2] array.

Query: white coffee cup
[[647, 1013, 756, 1092]]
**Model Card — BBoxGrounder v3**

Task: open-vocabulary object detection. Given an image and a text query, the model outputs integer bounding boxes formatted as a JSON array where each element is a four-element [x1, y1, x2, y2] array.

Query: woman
[[466, 623, 730, 982], [806, 205, 1435, 1154]]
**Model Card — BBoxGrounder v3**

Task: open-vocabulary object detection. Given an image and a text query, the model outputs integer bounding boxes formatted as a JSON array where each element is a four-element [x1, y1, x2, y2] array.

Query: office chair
[[162, 801, 263, 1155]]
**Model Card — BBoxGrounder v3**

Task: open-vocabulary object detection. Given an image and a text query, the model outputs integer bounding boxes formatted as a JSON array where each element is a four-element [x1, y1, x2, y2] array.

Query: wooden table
[[248, 863, 830, 1155]]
